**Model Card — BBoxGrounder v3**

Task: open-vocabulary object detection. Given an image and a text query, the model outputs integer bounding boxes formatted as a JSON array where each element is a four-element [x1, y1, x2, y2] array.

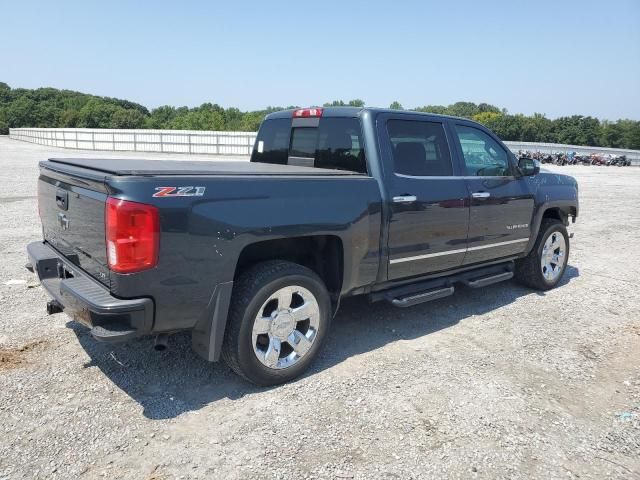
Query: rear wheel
[[221, 261, 331, 386], [515, 219, 570, 291]]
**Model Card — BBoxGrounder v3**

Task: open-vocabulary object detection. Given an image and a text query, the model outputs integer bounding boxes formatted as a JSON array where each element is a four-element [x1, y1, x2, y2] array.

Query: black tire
[[221, 260, 331, 386], [515, 219, 570, 291]]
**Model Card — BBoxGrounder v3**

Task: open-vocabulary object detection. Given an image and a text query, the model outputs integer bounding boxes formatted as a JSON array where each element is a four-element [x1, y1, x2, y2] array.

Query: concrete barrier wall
[[9, 128, 640, 164]]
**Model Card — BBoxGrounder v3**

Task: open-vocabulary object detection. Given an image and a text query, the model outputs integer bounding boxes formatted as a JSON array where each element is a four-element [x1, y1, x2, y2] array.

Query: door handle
[[55, 188, 68, 210], [471, 192, 491, 199], [393, 195, 417, 204]]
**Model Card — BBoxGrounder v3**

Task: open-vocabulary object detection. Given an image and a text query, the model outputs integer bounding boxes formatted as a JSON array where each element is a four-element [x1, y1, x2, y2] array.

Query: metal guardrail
[[9, 128, 257, 156], [8, 128, 640, 164]]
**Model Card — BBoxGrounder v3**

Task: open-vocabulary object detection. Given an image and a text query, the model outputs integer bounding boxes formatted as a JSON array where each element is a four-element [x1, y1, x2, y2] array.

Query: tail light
[[105, 197, 159, 273], [293, 108, 323, 118]]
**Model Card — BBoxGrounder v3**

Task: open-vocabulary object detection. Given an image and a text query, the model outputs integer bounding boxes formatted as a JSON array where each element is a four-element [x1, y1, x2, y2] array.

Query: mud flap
[[191, 281, 234, 362]]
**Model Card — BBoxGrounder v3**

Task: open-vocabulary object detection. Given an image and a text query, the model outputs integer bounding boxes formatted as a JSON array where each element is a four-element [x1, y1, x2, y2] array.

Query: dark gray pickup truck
[[27, 107, 579, 385]]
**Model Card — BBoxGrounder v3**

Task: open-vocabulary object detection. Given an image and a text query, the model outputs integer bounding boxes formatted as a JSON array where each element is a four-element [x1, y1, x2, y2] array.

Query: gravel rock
[[0, 138, 639, 479]]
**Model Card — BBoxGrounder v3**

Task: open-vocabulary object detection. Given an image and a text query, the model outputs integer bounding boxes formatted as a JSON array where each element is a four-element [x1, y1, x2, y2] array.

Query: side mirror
[[518, 158, 540, 176]]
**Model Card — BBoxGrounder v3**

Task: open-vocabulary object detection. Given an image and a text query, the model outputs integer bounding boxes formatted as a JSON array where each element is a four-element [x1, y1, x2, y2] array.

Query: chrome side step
[[371, 260, 516, 308], [391, 286, 455, 308], [462, 271, 513, 289]]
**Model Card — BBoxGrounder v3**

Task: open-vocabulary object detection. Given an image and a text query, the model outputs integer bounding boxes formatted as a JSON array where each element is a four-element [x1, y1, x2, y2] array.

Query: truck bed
[[46, 158, 361, 176]]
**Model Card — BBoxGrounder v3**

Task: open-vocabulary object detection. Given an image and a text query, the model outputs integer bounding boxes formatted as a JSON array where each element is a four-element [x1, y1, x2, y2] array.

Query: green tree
[[60, 110, 80, 127], [482, 114, 524, 141], [600, 120, 623, 148], [446, 101, 480, 118], [224, 107, 244, 130], [0, 82, 10, 103], [478, 102, 500, 114], [0, 106, 8, 134], [389, 101, 403, 110], [169, 109, 225, 131], [78, 99, 118, 128], [240, 111, 266, 131], [323, 100, 346, 107], [415, 105, 448, 115], [5, 96, 38, 127], [1, 81, 638, 149], [146, 106, 178, 129], [618, 119, 640, 149], [472, 111, 501, 125], [111, 108, 145, 129]]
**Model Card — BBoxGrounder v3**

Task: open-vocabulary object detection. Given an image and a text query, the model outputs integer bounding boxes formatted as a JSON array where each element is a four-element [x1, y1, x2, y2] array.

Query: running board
[[369, 260, 516, 308], [462, 271, 513, 289], [390, 286, 455, 308]]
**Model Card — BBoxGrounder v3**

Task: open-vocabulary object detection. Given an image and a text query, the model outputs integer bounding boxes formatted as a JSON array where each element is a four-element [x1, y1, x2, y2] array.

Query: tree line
[[1, 82, 639, 150]]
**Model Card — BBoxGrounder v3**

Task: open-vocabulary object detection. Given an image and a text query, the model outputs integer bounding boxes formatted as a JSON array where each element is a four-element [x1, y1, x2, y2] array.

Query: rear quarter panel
[[107, 175, 382, 332]]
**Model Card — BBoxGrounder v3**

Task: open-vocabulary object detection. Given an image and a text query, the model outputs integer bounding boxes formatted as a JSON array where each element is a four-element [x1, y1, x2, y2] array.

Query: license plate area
[[56, 261, 75, 280]]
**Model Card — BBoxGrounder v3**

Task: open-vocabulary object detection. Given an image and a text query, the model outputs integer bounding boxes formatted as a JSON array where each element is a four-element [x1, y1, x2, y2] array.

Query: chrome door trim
[[466, 238, 529, 252], [389, 247, 468, 264], [389, 237, 529, 264]]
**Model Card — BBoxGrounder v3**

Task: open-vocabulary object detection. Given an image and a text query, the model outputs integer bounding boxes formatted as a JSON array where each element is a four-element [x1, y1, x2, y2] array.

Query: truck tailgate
[[38, 164, 111, 286]]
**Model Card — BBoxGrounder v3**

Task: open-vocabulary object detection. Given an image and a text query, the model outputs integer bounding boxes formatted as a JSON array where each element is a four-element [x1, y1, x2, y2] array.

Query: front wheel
[[221, 261, 331, 386], [515, 219, 570, 291]]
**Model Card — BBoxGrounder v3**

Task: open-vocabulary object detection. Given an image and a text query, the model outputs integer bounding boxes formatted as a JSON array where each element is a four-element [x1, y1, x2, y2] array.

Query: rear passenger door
[[450, 122, 535, 265], [378, 114, 469, 280]]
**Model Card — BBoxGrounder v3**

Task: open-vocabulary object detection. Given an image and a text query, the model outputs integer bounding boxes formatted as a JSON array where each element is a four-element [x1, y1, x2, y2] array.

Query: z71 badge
[[153, 186, 206, 198]]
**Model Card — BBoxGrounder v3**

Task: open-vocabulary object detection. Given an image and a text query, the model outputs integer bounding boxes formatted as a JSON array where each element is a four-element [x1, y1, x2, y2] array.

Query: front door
[[450, 122, 535, 265], [380, 115, 470, 280]]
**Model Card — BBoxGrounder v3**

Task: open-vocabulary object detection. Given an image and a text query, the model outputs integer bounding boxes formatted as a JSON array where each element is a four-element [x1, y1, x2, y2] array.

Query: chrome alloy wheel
[[541, 231, 567, 282], [251, 286, 320, 370]]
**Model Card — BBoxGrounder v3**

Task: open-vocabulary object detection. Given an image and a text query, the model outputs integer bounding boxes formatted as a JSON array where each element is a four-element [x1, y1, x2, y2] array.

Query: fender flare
[[525, 200, 578, 255]]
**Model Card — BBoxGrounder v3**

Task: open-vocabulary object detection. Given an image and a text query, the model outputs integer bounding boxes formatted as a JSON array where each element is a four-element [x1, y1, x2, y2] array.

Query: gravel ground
[[0, 136, 639, 480]]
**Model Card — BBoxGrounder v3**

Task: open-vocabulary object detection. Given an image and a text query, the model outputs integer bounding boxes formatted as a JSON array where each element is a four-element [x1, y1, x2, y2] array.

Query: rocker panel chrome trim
[[389, 238, 529, 264]]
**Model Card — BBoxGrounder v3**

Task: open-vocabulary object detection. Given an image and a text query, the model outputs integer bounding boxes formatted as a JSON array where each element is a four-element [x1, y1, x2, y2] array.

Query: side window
[[250, 118, 291, 165], [455, 125, 510, 176], [387, 120, 453, 176]]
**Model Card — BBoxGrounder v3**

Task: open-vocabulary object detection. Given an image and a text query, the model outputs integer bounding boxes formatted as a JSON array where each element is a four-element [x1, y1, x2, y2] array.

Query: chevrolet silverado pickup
[[27, 107, 579, 385]]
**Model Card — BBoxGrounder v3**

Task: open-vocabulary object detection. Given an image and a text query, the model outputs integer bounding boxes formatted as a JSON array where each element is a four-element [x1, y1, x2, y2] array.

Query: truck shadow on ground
[[71, 265, 579, 420]]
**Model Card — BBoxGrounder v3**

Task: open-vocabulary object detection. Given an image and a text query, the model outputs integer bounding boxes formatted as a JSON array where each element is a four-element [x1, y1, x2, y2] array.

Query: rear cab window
[[251, 115, 367, 174]]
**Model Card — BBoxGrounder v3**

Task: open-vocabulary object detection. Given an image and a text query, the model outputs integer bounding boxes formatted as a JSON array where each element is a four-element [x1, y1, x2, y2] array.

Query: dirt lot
[[0, 136, 638, 480]]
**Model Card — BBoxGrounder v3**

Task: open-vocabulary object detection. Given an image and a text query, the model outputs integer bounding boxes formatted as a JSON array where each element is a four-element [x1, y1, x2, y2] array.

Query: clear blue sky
[[1, 0, 639, 119]]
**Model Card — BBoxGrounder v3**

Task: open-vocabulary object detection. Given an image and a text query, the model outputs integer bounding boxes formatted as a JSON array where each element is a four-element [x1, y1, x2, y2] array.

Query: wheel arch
[[234, 235, 345, 304], [191, 235, 344, 364], [525, 202, 577, 255]]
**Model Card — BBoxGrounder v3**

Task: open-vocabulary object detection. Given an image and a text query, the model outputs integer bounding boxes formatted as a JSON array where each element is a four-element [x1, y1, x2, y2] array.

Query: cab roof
[[265, 106, 469, 123]]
